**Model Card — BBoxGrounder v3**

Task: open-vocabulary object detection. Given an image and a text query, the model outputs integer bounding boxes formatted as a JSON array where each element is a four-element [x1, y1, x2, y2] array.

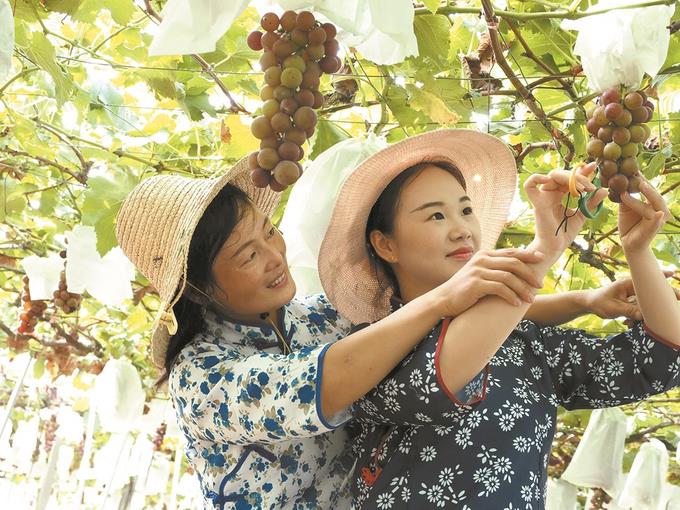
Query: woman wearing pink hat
[[318, 129, 680, 509]]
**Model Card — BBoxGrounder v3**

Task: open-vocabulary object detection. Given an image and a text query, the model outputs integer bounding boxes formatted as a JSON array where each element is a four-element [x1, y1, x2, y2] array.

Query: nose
[[262, 238, 285, 272], [447, 217, 473, 242]]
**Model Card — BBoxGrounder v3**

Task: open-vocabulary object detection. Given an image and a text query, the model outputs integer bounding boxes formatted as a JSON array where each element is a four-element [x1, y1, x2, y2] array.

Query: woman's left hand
[[619, 180, 671, 254]]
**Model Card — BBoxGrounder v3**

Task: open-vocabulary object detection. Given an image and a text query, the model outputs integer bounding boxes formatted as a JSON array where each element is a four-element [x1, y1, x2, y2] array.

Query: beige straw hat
[[318, 129, 518, 325], [115, 156, 280, 368]]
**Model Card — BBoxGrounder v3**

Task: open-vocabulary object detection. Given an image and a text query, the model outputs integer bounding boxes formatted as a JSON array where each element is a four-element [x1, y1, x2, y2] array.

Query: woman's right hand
[[434, 248, 546, 318]]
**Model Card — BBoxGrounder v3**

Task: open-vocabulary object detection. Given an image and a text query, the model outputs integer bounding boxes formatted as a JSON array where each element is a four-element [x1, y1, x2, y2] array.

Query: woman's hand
[[619, 180, 671, 254], [524, 163, 608, 258], [435, 248, 545, 317]]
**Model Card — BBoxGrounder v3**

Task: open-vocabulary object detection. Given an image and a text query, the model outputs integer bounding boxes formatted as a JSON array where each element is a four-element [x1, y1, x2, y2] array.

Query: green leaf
[[81, 170, 138, 255], [108, 0, 135, 25], [309, 120, 350, 160], [39, 188, 58, 215], [25, 31, 73, 104], [420, 0, 441, 14], [412, 14, 450, 67], [180, 93, 216, 121], [406, 84, 460, 125], [33, 357, 45, 379], [643, 152, 666, 179]]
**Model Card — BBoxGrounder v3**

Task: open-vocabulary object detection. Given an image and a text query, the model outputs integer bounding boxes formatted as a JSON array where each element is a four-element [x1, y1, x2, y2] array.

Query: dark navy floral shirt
[[169, 294, 355, 509], [350, 314, 680, 510]]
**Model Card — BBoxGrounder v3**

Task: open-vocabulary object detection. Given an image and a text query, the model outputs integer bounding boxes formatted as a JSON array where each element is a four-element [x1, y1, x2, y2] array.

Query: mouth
[[447, 248, 474, 261], [267, 272, 287, 289]]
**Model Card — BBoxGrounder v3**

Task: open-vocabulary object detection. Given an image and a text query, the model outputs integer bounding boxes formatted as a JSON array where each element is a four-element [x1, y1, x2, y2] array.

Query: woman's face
[[371, 165, 482, 301], [210, 206, 296, 321]]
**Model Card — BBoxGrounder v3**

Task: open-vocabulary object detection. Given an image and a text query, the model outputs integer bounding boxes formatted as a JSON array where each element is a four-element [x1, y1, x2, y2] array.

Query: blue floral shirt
[[350, 315, 680, 510], [169, 294, 355, 509]]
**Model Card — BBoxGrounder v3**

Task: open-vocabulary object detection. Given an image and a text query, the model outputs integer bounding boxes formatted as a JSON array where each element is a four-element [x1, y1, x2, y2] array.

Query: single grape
[[585, 104, 597, 119], [247, 151, 259, 170], [281, 67, 303, 89], [274, 85, 295, 101], [294, 106, 317, 130], [613, 109, 632, 127], [247, 31, 263, 51], [259, 51, 278, 70], [643, 106, 654, 121], [623, 92, 643, 109], [280, 97, 299, 115], [283, 55, 306, 72], [284, 128, 307, 146], [641, 124, 651, 142], [261, 13, 280, 32], [620, 142, 639, 159], [261, 32, 280, 52], [586, 118, 600, 136], [306, 44, 325, 61], [262, 99, 280, 118], [629, 125, 645, 143], [271, 112, 293, 133], [322, 23, 337, 40], [308, 27, 327, 45], [593, 106, 608, 125], [274, 160, 301, 185], [608, 189, 622, 203], [301, 69, 321, 89], [269, 178, 288, 192], [273, 38, 297, 59], [602, 142, 622, 160], [290, 28, 308, 47], [611, 127, 630, 145], [601, 88, 621, 105], [643, 100, 655, 111], [597, 126, 613, 143], [630, 107, 648, 124], [604, 103, 623, 121], [251, 116, 274, 140], [260, 85, 275, 101], [600, 159, 618, 178], [260, 136, 279, 149], [295, 88, 315, 107], [628, 175, 642, 193], [586, 138, 605, 158], [305, 126, 316, 138], [257, 148, 280, 170], [296, 11, 316, 31], [608, 174, 629, 194], [324, 39, 340, 58], [312, 90, 324, 109], [619, 157, 638, 176], [306, 61, 321, 76], [278, 141, 302, 161], [319, 55, 342, 74], [280, 10, 297, 32], [251, 167, 271, 188], [264, 66, 282, 87]]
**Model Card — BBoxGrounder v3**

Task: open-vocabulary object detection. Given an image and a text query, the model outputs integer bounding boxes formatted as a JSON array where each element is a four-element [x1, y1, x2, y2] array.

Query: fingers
[[639, 181, 671, 219], [585, 188, 608, 211], [576, 161, 598, 178], [481, 280, 530, 307], [620, 191, 655, 220], [480, 255, 543, 289], [479, 268, 539, 304], [486, 247, 545, 263]]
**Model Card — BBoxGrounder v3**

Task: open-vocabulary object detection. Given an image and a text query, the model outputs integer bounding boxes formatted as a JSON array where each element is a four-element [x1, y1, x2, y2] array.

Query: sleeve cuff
[[434, 318, 489, 407], [315, 342, 351, 429], [642, 322, 680, 352]]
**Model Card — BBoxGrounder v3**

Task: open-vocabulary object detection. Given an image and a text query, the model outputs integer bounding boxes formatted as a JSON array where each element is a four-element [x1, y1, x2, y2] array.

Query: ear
[[369, 230, 398, 264]]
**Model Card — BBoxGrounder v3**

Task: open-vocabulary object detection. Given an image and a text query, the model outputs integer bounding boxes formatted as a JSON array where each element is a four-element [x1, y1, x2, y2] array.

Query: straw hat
[[115, 157, 280, 368], [318, 129, 518, 326]]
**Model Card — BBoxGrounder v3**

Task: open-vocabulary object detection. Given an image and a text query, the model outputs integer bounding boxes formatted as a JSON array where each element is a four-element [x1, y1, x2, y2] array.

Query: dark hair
[[156, 183, 251, 386], [365, 161, 466, 295]]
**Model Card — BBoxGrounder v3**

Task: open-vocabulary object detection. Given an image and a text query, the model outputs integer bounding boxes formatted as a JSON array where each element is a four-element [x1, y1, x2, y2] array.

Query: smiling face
[[368, 164, 482, 302], [209, 206, 296, 322]]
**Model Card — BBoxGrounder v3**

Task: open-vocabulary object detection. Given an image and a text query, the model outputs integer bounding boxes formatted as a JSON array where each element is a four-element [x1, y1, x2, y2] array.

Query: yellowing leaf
[[407, 85, 460, 125]]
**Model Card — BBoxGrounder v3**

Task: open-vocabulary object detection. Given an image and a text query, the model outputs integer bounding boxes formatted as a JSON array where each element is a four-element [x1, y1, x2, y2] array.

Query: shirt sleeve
[[352, 318, 489, 427], [528, 320, 680, 409], [169, 342, 350, 446]]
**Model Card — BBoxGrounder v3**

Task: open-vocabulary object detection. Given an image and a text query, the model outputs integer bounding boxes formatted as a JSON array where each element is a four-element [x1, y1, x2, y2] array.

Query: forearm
[[626, 246, 680, 344], [439, 243, 557, 393], [525, 291, 589, 326], [320, 289, 445, 417]]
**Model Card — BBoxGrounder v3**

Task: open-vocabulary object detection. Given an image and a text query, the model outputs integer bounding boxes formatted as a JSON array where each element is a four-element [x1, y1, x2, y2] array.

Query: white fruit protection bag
[[280, 134, 386, 297], [561, 408, 626, 496], [617, 438, 669, 510], [93, 358, 146, 433], [546, 478, 578, 510], [561, 0, 674, 91]]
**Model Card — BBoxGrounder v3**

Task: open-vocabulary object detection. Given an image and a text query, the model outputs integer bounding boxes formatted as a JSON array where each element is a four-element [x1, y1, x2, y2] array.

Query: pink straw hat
[[318, 129, 518, 325]]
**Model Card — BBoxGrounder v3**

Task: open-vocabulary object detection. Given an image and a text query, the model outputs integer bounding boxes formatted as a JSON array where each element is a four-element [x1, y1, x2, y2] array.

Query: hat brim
[[150, 156, 281, 369], [318, 129, 518, 326]]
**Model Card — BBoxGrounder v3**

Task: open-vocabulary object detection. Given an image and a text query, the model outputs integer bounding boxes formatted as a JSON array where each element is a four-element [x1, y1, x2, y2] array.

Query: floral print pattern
[[351, 315, 680, 510], [170, 294, 355, 509]]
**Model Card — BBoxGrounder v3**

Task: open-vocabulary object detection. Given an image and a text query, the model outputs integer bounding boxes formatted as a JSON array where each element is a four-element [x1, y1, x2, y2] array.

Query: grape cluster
[[153, 422, 167, 452], [53, 271, 81, 314], [585, 88, 654, 203], [247, 11, 342, 191], [43, 414, 57, 454], [17, 275, 47, 335]]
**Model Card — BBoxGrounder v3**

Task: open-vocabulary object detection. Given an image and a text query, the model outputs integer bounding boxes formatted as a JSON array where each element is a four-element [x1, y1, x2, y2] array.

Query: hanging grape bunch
[[153, 422, 167, 452], [17, 275, 48, 335], [585, 88, 654, 203], [53, 250, 82, 314], [246, 10, 342, 191]]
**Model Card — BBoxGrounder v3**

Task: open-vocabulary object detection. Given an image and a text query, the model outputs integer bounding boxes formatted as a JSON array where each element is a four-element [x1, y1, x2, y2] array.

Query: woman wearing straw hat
[[317, 129, 680, 509], [115, 154, 555, 508]]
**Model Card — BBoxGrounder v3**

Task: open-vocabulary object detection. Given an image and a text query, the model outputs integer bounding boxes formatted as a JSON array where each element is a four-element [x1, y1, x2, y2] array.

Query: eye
[[429, 212, 445, 221], [267, 226, 276, 238], [463, 206, 473, 215]]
